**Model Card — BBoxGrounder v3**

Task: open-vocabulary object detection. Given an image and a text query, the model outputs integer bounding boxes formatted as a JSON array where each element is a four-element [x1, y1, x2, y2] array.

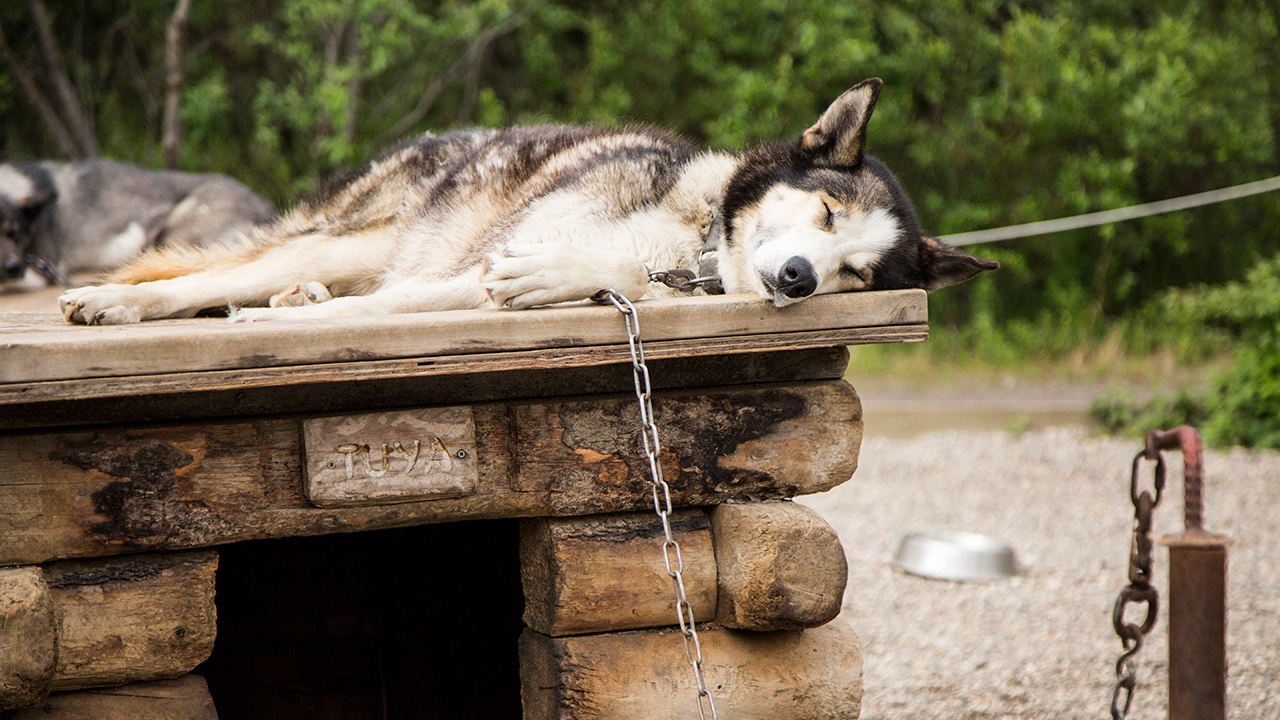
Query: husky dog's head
[[0, 196, 32, 280], [717, 79, 997, 305]]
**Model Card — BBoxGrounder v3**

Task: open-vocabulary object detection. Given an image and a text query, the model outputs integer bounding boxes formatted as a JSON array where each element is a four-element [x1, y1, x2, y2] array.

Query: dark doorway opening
[[195, 520, 524, 720]]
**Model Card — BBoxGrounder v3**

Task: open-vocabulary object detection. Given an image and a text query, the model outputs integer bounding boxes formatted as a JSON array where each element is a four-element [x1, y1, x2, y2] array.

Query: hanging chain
[[594, 289, 717, 720], [1109, 449, 1166, 719]]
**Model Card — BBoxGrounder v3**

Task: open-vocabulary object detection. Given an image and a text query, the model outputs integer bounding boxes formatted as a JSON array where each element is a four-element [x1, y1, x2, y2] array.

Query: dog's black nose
[[777, 256, 818, 298], [2, 256, 25, 279]]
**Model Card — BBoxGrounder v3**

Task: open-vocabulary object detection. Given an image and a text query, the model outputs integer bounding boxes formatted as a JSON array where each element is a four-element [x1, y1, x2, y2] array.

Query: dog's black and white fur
[[0, 160, 274, 286], [59, 79, 996, 325]]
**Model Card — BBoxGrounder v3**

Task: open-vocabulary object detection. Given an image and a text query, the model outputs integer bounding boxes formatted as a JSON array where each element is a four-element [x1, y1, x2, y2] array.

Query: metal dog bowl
[[893, 531, 1018, 581]]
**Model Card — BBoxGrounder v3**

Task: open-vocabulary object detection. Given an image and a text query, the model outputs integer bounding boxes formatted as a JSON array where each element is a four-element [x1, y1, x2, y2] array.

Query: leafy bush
[[1092, 254, 1280, 448], [1090, 388, 1209, 439]]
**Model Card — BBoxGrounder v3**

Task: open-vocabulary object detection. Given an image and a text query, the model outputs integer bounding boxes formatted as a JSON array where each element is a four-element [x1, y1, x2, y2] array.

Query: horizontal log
[[520, 511, 717, 636], [0, 553, 217, 712], [519, 621, 863, 720], [0, 346, 854, 431], [0, 381, 861, 565], [0, 290, 925, 384], [0, 567, 56, 711], [4, 675, 218, 720], [45, 550, 218, 692], [709, 500, 848, 630]]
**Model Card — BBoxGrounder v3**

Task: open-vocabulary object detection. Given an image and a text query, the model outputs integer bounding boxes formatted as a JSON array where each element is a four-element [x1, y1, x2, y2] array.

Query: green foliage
[[1093, 255, 1280, 448], [1206, 333, 1280, 448], [1090, 388, 1210, 440]]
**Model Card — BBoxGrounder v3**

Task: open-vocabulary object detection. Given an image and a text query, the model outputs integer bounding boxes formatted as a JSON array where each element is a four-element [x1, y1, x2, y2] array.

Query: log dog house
[[0, 290, 927, 719]]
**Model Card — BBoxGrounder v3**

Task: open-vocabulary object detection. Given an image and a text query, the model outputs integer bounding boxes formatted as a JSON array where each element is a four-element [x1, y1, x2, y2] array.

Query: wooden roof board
[[0, 290, 926, 387]]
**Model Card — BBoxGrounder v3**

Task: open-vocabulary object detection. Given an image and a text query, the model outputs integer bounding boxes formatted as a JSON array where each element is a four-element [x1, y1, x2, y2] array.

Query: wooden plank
[[303, 407, 479, 507], [518, 621, 863, 720], [0, 324, 923, 408], [44, 551, 218, 692], [0, 290, 926, 384], [519, 511, 717, 636], [4, 675, 218, 720], [0, 567, 56, 712], [0, 381, 861, 565], [709, 500, 848, 630], [0, 346, 856, 431]]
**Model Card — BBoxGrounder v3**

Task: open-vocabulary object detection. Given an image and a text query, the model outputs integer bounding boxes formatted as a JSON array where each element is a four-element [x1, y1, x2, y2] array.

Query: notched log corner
[[0, 567, 56, 712]]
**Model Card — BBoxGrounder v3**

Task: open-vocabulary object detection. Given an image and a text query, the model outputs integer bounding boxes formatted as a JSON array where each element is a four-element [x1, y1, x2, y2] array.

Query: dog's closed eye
[[840, 263, 867, 282]]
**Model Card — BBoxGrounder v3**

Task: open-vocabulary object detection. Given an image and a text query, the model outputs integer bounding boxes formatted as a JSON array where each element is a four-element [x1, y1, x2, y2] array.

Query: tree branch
[[28, 0, 99, 157], [0, 17, 80, 157], [163, 0, 193, 168], [378, 4, 536, 143]]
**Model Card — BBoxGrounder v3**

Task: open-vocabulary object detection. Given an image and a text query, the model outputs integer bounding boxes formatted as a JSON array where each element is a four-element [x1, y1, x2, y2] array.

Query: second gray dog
[[0, 159, 275, 286]]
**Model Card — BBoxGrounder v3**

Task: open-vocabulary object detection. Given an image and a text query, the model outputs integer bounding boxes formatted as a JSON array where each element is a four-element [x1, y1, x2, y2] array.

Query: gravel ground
[[800, 427, 1280, 720]]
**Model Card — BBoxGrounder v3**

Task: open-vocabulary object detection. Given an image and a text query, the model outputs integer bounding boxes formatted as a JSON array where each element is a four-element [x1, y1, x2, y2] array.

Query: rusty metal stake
[[1146, 427, 1230, 720]]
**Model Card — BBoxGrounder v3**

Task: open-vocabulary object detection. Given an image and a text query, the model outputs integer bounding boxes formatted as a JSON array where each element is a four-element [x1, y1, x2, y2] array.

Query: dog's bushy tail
[[106, 241, 264, 284]]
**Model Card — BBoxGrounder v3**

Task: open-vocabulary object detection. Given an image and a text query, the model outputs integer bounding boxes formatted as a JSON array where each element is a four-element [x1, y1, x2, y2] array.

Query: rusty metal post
[[1146, 427, 1229, 720]]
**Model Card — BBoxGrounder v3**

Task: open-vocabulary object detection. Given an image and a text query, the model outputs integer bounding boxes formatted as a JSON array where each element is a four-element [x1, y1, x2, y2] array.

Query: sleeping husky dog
[[1, 160, 274, 287], [59, 79, 995, 325]]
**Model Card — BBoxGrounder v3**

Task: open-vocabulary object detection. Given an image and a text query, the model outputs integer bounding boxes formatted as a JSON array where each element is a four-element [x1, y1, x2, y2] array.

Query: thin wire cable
[[940, 175, 1280, 246]]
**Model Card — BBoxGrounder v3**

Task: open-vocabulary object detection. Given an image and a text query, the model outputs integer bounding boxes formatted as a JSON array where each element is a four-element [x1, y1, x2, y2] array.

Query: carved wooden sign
[[303, 407, 478, 507]]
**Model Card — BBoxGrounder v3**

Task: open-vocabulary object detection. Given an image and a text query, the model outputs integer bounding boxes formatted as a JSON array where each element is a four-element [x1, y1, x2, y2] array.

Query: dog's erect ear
[[918, 235, 999, 291], [0, 165, 56, 210], [800, 78, 883, 168]]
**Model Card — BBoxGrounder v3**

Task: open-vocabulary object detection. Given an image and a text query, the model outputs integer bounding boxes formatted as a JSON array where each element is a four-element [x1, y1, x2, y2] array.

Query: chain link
[[594, 289, 717, 720], [648, 268, 721, 292], [1110, 449, 1166, 720]]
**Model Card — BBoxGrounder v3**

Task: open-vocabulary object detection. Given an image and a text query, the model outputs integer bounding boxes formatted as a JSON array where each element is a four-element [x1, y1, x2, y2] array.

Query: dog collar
[[646, 208, 726, 294]]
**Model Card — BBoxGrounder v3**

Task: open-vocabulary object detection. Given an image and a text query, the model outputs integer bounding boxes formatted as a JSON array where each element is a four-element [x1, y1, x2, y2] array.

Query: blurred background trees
[[2, 0, 1278, 441]]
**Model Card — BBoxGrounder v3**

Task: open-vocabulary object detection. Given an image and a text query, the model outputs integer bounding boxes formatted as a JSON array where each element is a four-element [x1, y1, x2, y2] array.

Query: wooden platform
[[1, 289, 923, 719], [0, 290, 924, 399]]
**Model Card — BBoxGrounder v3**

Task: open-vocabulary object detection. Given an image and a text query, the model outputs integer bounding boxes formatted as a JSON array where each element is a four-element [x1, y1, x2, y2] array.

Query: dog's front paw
[[59, 284, 148, 325], [480, 243, 648, 309]]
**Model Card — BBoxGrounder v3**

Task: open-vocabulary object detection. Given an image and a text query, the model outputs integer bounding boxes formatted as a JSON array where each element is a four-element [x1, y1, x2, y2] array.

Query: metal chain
[[594, 288, 717, 720], [648, 268, 720, 292], [1110, 450, 1166, 719]]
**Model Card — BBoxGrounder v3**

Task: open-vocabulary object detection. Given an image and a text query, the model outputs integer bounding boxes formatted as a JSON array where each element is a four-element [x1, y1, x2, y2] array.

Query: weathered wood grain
[[519, 621, 863, 720], [0, 325, 922, 413], [709, 500, 848, 630], [0, 290, 926, 384], [0, 567, 56, 712], [44, 551, 218, 692], [0, 381, 861, 565], [0, 346, 856, 430], [4, 675, 218, 720], [519, 511, 717, 636]]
